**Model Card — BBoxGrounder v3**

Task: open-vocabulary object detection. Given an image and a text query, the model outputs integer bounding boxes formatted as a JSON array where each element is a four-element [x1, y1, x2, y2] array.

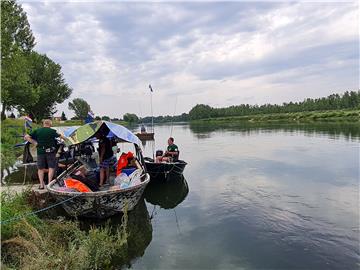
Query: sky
[[20, 0, 359, 118]]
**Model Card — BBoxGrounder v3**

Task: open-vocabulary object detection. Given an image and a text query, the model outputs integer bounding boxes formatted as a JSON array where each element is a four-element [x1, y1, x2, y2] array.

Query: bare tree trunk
[[1, 103, 7, 120]]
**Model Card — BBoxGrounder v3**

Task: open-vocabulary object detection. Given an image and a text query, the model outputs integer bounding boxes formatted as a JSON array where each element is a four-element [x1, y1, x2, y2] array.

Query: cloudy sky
[[21, 1, 358, 118]]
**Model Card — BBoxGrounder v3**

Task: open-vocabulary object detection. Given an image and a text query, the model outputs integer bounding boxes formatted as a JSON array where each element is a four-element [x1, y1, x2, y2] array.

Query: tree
[[189, 104, 214, 120], [95, 116, 101, 121], [123, 113, 139, 123], [101, 116, 110, 121], [15, 52, 72, 122], [1, 0, 35, 119], [68, 98, 91, 120], [61, 111, 67, 121]]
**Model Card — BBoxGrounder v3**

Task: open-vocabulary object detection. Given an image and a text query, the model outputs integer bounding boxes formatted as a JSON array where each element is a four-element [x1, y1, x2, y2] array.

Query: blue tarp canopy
[[65, 121, 141, 147]]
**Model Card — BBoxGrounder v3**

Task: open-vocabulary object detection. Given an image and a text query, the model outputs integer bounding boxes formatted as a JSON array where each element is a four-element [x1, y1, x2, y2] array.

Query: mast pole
[[150, 89, 154, 133]]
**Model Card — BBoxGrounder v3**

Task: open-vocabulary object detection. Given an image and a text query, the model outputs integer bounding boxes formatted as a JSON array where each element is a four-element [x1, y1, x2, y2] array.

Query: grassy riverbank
[[191, 109, 360, 125], [1, 190, 134, 270], [51, 119, 129, 127], [1, 119, 35, 173]]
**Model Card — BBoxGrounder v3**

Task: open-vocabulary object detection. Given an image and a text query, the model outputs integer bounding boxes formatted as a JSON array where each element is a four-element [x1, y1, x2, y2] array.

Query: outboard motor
[[156, 150, 163, 157], [22, 142, 34, 163]]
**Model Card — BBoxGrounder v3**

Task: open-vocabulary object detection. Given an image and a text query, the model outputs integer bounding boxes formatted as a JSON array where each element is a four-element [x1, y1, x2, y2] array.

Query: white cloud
[[20, 1, 358, 118]]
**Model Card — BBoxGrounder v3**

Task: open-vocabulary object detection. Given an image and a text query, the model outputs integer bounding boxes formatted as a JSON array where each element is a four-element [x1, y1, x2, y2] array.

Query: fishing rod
[[170, 96, 178, 137]]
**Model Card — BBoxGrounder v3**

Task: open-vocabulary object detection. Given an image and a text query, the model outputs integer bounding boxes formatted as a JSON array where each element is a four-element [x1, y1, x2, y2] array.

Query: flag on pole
[[85, 110, 95, 124], [24, 116, 33, 130], [149, 84, 153, 92]]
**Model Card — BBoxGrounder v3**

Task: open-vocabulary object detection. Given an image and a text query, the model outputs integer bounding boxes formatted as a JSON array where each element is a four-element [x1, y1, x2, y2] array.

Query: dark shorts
[[100, 156, 117, 168], [37, 153, 57, 169]]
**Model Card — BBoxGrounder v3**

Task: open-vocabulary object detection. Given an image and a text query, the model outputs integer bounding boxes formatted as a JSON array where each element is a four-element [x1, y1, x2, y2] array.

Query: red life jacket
[[116, 152, 134, 176], [64, 178, 91, 192]]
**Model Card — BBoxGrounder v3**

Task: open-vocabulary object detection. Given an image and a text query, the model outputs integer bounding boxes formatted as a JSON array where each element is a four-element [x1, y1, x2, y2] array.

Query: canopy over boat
[[65, 121, 141, 146]]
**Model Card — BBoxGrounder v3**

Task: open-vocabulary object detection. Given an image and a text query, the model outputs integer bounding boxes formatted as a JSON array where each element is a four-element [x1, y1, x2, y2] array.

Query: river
[[4, 122, 360, 269]]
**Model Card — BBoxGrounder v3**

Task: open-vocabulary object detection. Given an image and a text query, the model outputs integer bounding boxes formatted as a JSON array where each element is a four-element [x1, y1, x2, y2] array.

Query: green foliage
[[1, 190, 44, 240], [188, 91, 360, 120], [141, 112, 188, 124], [95, 116, 101, 121], [1, 0, 35, 56], [18, 52, 72, 122], [51, 119, 83, 127], [191, 109, 360, 124], [1, 191, 131, 270], [0, 118, 35, 173], [68, 98, 91, 120], [123, 113, 139, 123], [61, 111, 67, 121], [1, 0, 35, 119], [101, 115, 110, 121], [1, 1, 72, 121]]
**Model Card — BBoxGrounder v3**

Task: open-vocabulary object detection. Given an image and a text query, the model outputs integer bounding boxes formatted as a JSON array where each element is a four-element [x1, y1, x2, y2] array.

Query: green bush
[[1, 191, 131, 270]]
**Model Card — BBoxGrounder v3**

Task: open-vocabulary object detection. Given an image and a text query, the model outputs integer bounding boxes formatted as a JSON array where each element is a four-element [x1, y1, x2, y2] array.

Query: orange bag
[[64, 178, 91, 192], [116, 152, 134, 176]]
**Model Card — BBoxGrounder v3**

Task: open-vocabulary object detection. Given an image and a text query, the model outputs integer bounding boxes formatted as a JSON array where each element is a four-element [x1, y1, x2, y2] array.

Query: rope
[[0, 193, 81, 225]]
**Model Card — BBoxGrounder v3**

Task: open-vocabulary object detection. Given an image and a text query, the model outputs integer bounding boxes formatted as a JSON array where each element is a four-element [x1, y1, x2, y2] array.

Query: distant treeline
[[140, 90, 359, 123]]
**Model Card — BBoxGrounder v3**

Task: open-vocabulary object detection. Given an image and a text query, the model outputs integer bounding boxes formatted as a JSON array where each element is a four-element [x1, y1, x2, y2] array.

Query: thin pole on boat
[[170, 96, 178, 137], [149, 84, 155, 160], [149, 84, 154, 133]]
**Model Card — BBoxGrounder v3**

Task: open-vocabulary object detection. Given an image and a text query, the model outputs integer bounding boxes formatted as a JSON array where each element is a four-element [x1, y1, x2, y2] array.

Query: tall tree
[[68, 98, 91, 120], [123, 113, 139, 123], [1, 0, 35, 119], [61, 111, 67, 121], [15, 52, 72, 121]]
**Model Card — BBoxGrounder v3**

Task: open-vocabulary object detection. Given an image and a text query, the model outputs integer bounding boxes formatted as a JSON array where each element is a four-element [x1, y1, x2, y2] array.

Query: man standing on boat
[[156, 137, 179, 163], [25, 119, 65, 189]]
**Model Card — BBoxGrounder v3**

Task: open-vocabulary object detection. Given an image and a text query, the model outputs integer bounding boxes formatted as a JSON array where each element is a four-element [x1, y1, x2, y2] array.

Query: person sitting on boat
[[140, 124, 146, 133], [156, 137, 179, 163], [24, 119, 66, 189], [97, 132, 116, 186]]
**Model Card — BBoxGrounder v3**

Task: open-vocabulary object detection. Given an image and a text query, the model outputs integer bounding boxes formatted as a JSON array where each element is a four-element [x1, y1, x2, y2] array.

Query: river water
[[135, 122, 359, 270], [5, 122, 360, 269]]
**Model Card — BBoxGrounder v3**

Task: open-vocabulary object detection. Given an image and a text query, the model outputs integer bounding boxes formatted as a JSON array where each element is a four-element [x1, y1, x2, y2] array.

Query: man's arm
[[167, 151, 179, 157], [24, 134, 38, 146], [57, 133, 66, 140]]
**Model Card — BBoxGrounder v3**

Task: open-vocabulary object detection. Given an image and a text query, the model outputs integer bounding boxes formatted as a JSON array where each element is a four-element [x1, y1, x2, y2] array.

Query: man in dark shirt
[[25, 119, 65, 189], [97, 132, 116, 186], [156, 137, 179, 163]]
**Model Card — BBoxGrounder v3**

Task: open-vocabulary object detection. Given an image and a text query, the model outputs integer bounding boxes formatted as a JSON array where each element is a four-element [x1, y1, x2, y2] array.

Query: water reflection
[[189, 121, 360, 141], [79, 199, 152, 267], [144, 176, 189, 209]]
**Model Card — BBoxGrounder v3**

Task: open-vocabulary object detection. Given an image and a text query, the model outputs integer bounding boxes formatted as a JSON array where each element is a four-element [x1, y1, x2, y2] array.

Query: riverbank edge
[[189, 109, 360, 125], [0, 189, 131, 269]]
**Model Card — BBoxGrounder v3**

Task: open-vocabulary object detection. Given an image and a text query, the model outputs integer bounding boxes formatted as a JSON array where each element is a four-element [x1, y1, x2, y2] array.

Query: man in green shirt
[[25, 119, 65, 189], [156, 137, 179, 163]]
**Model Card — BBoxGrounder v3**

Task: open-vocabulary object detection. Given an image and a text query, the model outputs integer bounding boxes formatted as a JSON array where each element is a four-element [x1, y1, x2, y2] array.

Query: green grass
[[52, 120, 84, 126], [52, 120, 130, 127], [191, 109, 360, 125], [1, 119, 37, 173], [1, 190, 131, 270]]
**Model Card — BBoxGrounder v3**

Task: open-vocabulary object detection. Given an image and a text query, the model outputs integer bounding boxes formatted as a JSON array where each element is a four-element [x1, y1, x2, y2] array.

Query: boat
[[143, 157, 187, 181], [47, 121, 150, 218], [136, 124, 154, 141], [136, 132, 154, 141], [144, 175, 189, 209]]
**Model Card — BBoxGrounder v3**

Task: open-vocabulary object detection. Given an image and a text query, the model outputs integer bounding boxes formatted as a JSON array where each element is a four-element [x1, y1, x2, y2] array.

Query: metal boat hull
[[144, 159, 187, 181], [47, 174, 150, 218]]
